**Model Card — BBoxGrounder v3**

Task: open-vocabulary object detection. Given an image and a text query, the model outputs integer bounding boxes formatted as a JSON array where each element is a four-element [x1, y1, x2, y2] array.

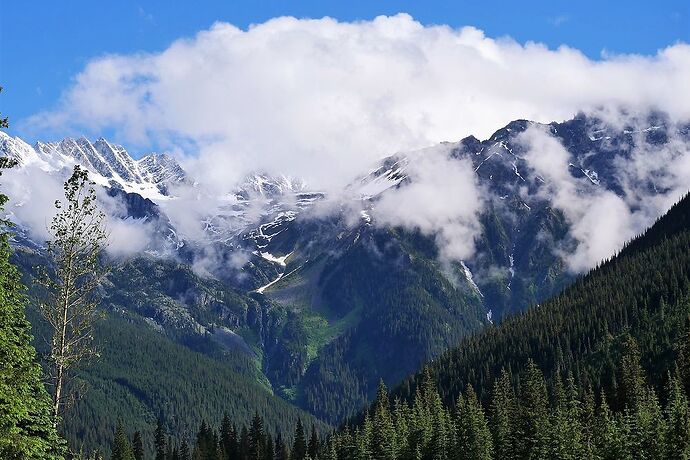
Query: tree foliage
[[37, 165, 108, 426], [0, 91, 65, 458]]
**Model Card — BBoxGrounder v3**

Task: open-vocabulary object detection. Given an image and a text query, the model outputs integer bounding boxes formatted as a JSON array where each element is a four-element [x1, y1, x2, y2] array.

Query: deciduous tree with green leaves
[[36, 165, 108, 427]]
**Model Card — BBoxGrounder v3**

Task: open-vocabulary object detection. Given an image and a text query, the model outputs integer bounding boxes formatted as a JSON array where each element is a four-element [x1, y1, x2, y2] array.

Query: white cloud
[[373, 144, 484, 262], [518, 124, 690, 272], [13, 14, 690, 273], [3, 164, 157, 258], [3, 164, 63, 242], [24, 14, 690, 195]]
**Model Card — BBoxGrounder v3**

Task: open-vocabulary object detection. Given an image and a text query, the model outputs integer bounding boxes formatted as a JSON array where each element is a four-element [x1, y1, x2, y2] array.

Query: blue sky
[[1, 0, 689, 141]]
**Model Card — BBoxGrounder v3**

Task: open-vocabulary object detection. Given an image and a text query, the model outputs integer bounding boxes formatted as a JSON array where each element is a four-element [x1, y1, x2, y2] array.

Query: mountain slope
[[393, 191, 690, 410], [3, 111, 690, 430], [12, 248, 330, 453]]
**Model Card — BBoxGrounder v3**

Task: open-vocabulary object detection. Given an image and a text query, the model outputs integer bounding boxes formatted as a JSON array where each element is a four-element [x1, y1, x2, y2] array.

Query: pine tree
[[0, 132, 65, 458], [292, 419, 307, 460], [307, 426, 320, 460], [665, 375, 690, 460], [456, 386, 493, 460], [220, 415, 237, 460], [370, 381, 395, 460], [155, 419, 166, 460], [111, 421, 135, 460], [490, 370, 517, 460], [132, 431, 144, 460], [516, 359, 550, 459], [248, 413, 265, 460]]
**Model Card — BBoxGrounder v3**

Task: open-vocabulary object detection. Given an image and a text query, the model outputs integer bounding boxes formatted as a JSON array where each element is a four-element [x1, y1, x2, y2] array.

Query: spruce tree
[[0, 118, 65, 458], [239, 426, 249, 460], [595, 392, 626, 460], [371, 381, 395, 460], [632, 387, 665, 460], [132, 431, 144, 460], [275, 433, 290, 460], [619, 336, 645, 410], [307, 427, 320, 460], [220, 415, 237, 460], [154, 419, 166, 460], [248, 413, 265, 460], [264, 434, 274, 460], [490, 370, 517, 460], [665, 375, 690, 460], [456, 386, 493, 460], [291, 419, 307, 460], [517, 360, 550, 459], [392, 399, 411, 460], [180, 439, 191, 460], [111, 421, 135, 460]]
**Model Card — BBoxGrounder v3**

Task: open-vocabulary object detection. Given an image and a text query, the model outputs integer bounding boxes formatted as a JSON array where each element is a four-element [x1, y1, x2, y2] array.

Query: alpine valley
[[3, 111, 690, 452]]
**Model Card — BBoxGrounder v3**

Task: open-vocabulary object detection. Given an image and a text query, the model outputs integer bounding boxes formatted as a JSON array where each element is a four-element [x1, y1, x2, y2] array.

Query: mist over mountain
[[3, 109, 690, 432]]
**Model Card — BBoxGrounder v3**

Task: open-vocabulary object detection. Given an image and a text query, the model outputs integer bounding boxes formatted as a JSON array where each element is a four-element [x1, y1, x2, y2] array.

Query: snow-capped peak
[[0, 131, 42, 166], [0, 131, 186, 200]]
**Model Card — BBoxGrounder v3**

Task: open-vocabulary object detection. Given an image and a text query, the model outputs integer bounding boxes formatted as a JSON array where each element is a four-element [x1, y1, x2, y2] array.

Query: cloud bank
[[25, 14, 690, 194], [373, 145, 484, 262], [3, 164, 158, 258], [11, 14, 690, 274], [518, 124, 690, 271]]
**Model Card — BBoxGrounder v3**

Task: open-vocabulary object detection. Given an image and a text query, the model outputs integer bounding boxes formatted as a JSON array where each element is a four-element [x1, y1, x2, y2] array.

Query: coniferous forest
[[2, 11, 690, 457], [3, 144, 690, 458], [102, 194, 690, 459], [1, 124, 690, 458]]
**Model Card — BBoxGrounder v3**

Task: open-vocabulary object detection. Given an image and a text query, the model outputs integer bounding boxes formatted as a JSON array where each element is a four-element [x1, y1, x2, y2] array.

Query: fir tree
[[619, 336, 645, 410], [132, 431, 144, 460], [220, 415, 237, 460], [665, 375, 690, 460], [180, 439, 191, 460], [0, 117, 65, 458], [456, 386, 493, 460], [291, 419, 307, 460], [516, 360, 550, 459], [370, 381, 395, 460], [275, 433, 289, 460], [264, 434, 274, 460], [154, 419, 166, 460], [307, 426, 320, 460], [111, 421, 135, 460], [633, 387, 665, 460], [248, 413, 264, 460], [490, 370, 517, 460]]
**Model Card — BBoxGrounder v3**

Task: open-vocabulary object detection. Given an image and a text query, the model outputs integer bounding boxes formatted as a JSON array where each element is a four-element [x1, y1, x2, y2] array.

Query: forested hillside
[[322, 191, 690, 458], [394, 192, 690, 408], [16, 268, 330, 455], [102, 193, 690, 460]]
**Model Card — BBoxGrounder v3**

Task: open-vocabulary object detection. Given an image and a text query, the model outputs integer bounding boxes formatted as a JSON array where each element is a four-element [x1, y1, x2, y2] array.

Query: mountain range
[[2, 110, 690, 448]]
